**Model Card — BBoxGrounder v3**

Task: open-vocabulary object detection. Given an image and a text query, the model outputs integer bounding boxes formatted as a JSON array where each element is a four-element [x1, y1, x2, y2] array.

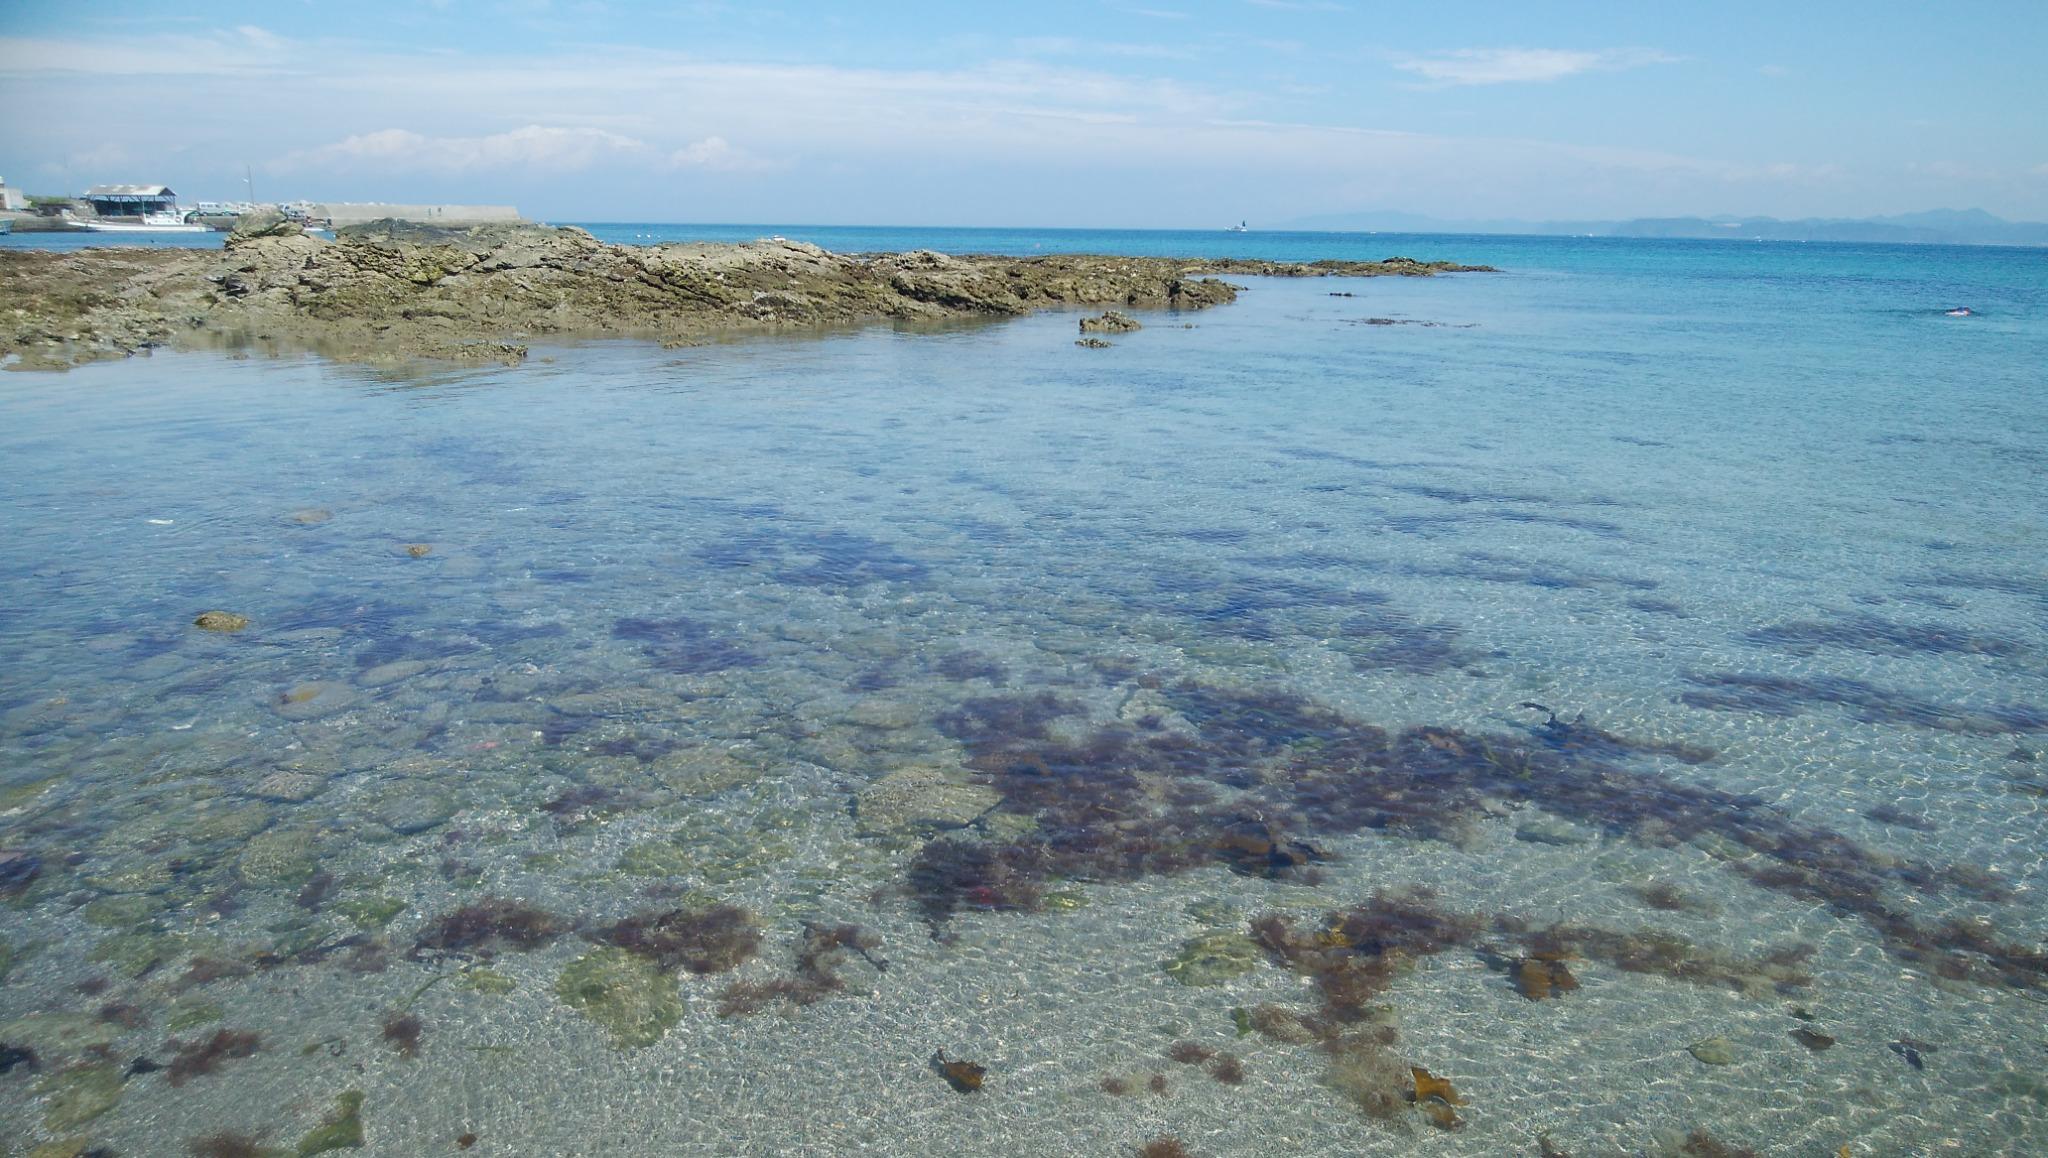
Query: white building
[[0, 177, 25, 211]]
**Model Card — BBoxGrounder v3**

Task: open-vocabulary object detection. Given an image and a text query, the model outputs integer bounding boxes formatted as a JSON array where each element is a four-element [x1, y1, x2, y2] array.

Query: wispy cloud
[[281, 126, 649, 174], [1394, 47, 1676, 87], [276, 125, 773, 175]]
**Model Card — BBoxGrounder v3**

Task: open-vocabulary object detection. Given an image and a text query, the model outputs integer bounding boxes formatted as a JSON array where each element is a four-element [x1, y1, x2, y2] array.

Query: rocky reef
[[0, 223, 1492, 370]]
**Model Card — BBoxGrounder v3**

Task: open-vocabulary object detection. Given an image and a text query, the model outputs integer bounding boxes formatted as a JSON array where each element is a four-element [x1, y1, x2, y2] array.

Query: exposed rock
[[855, 766, 1000, 835], [228, 208, 304, 243], [1079, 310, 1142, 333], [1, 225, 1492, 370], [194, 610, 250, 633]]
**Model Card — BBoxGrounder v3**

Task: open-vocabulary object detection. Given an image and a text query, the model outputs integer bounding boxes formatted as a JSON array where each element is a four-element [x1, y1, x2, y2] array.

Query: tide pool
[[1, 235, 2044, 1156]]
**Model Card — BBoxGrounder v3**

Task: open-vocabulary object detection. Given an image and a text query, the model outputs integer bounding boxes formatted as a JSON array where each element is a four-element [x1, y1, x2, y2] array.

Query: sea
[[1, 224, 2044, 1157]]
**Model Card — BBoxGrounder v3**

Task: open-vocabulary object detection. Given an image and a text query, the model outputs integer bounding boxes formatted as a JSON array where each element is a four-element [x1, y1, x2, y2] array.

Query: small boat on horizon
[[1229, 220, 1249, 232]]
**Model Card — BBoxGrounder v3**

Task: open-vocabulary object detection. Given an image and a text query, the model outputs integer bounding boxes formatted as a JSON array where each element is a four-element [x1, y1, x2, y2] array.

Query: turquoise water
[[1, 235, 2045, 1156]]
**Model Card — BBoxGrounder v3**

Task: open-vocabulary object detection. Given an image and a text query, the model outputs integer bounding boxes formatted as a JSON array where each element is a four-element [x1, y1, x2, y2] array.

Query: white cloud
[[1394, 47, 1676, 86], [667, 136, 773, 171], [0, 27, 295, 77], [283, 125, 650, 174]]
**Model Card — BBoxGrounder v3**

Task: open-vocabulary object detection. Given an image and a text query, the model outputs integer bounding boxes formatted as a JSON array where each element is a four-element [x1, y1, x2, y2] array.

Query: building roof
[[84, 184, 174, 198]]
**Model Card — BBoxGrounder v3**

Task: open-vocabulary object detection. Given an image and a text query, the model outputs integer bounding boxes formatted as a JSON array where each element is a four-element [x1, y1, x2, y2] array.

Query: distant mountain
[[1280, 208, 2048, 247]]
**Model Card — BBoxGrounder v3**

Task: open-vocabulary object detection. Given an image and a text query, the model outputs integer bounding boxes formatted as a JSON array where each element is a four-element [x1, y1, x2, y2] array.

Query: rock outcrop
[[0, 224, 1493, 371]]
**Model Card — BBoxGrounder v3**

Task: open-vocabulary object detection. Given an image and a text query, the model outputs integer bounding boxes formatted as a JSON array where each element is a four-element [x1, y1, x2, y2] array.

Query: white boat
[[80, 210, 210, 234], [1229, 220, 1249, 232]]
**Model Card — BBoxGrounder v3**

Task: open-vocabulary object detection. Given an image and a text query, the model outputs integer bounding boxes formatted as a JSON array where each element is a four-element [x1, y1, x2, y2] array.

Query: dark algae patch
[[166, 1028, 263, 1086], [411, 897, 568, 960], [591, 904, 762, 975], [906, 679, 2046, 991]]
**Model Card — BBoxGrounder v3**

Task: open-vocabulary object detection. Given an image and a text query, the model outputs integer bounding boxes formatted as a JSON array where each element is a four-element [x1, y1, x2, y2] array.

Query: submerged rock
[[0, 848, 42, 898], [555, 947, 683, 1048], [290, 508, 333, 525], [1079, 310, 1142, 334], [274, 681, 358, 721], [35, 1061, 123, 1131], [1688, 1036, 1737, 1066], [357, 659, 428, 688], [1164, 931, 1262, 987], [251, 771, 324, 803], [372, 787, 457, 835], [237, 830, 320, 886], [295, 1089, 367, 1155], [1075, 337, 1113, 349], [855, 766, 1000, 835], [193, 610, 250, 633]]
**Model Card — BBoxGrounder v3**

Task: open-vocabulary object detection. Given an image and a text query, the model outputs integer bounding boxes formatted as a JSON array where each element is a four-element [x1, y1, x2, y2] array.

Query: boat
[[80, 210, 211, 234], [0, 218, 11, 236], [1229, 220, 1249, 233]]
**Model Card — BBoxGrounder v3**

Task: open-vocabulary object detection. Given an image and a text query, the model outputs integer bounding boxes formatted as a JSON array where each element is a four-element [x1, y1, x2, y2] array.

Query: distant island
[[1282, 207, 2048, 247]]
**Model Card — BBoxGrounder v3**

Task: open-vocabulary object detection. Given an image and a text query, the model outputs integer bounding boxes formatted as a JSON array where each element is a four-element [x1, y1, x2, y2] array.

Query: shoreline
[[0, 220, 1493, 372]]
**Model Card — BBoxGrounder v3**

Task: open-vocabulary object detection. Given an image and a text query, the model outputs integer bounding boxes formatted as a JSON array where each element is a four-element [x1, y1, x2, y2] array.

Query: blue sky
[[2, 0, 2045, 225]]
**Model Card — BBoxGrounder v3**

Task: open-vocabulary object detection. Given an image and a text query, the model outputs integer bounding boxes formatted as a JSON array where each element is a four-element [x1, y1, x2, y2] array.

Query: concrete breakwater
[[315, 203, 523, 227], [0, 219, 1490, 370]]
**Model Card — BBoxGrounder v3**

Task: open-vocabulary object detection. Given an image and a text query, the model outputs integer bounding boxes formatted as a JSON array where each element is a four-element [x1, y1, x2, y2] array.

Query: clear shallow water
[[1, 237, 2046, 1157]]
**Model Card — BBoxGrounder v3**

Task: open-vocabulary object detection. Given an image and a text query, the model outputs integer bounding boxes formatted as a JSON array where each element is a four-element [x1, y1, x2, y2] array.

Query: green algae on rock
[[36, 1061, 123, 1131], [555, 947, 683, 1048], [194, 611, 250, 633], [1164, 931, 1263, 987], [295, 1090, 367, 1155], [237, 830, 321, 887], [854, 766, 1000, 835]]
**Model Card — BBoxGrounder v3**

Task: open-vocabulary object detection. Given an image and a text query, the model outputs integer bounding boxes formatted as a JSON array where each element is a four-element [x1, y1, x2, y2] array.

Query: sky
[[2, 0, 2046, 227]]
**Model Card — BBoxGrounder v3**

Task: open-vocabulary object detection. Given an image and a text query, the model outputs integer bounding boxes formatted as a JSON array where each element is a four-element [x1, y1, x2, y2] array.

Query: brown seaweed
[[1208, 1053, 1245, 1085], [899, 680, 2045, 991], [410, 897, 567, 960], [166, 1028, 263, 1086], [1136, 1138, 1191, 1158], [932, 1049, 986, 1093], [1512, 957, 1580, 1001], [593, 904, 762, 975], [381, 1011, 422, 1058], [716, 923, 885, 1017], [1677, 1130, 1760, 1158]]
